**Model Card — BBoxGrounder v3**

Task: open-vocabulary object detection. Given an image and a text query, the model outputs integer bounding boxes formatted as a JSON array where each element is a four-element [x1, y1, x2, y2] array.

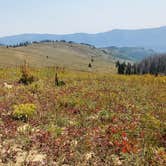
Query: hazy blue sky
[[0, 0, 166, 37]]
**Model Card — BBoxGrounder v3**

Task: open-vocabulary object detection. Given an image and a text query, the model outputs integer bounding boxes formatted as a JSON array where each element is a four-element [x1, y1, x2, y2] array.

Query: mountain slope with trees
[[116, 54, 166, 75]]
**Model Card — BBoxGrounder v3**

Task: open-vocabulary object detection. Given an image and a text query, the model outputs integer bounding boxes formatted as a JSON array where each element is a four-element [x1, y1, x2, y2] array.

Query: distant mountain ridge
[[0, 26, 166, 52]]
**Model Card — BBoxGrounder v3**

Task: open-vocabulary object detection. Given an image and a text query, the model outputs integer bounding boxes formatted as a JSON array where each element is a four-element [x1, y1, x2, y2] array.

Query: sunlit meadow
[[0, 67, 166, 165]]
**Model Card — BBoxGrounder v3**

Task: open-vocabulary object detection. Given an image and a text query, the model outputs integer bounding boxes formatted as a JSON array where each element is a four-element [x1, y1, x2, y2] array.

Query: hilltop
[[0, 41, 114, 72]]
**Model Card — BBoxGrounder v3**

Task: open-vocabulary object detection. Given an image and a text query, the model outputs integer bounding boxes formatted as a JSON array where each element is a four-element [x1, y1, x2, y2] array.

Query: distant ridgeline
[[101, 46, 155, 62], [1, 26, 166, 52], [116, 54, 166, 75]]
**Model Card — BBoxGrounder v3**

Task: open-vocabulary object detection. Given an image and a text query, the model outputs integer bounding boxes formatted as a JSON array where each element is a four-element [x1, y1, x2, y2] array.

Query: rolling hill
[[0, 41, 114, 72], [0, 26, 166, 52]]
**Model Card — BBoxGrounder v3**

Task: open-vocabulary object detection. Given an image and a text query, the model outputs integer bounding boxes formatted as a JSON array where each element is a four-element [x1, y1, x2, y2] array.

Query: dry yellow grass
[[0, 42, 115, 72]]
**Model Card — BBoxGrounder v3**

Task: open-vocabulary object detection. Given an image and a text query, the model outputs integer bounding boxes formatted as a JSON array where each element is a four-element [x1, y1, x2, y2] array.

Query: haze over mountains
[[0, 26, 166, 52], [101, 47, 155, 62]]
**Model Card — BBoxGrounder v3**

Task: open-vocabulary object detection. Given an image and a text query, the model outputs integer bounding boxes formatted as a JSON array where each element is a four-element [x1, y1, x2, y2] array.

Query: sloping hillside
[[0, 42, 114, 72]]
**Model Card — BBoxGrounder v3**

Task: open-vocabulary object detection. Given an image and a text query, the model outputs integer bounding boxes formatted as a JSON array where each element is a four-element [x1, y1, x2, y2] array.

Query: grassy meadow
[[0, 66, 165, 165], [0, 42, 114, 72]]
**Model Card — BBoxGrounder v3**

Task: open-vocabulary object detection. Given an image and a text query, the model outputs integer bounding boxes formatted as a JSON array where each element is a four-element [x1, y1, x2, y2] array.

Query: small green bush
[[28, 80, 43, 94], [47, 124, 62, 138], [12, 104, 36, 121], [19, 74, 35, 85], [19, 61, 36, 85], [98, 109, 114, 121]]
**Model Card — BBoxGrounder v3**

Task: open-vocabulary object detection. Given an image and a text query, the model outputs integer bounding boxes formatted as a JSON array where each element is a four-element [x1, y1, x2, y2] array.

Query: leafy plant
[[47, 124, 62, 138], [12, 103, 36, 121], [98, 109, 114, 122]]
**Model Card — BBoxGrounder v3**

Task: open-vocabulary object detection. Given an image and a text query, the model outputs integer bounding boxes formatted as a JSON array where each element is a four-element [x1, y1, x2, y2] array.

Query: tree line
[[5, 40, 98, 49], [6, 41, 31, 48], [6, 40, 70, 48], [116, 54, 166, 75]]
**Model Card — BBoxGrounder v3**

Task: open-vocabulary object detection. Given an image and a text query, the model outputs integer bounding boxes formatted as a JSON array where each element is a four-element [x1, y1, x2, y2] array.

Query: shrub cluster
[[19, 61, 35, 85], [12, 103, 36, 121]]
